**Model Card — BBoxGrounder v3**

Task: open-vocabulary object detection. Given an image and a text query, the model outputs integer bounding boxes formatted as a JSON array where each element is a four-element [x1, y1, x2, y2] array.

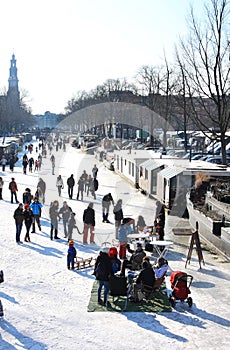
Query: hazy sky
[[0, 0, 203, 115]]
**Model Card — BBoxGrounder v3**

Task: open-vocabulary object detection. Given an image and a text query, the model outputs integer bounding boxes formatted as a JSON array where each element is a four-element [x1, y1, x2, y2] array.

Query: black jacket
[[83, 207, 95, 226], [113, 204, 123, 221], [24, 209, 34, 224], [94, 252, 113, 281], [136, 267, 156, 287], [14, 207, 24, 223], [67, 176, 75, 187]]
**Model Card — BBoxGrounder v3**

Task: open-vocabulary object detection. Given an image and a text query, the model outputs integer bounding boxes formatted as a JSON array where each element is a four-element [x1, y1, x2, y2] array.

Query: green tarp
[[87, 281, 172, 313]]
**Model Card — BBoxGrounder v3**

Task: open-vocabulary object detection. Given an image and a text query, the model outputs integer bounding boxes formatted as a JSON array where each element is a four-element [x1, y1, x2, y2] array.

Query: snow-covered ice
[[0, 138, 229, 350]]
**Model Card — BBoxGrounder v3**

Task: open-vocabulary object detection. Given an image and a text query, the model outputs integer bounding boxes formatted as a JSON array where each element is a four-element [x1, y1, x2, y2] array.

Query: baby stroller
[[169, 271, 193, 308]]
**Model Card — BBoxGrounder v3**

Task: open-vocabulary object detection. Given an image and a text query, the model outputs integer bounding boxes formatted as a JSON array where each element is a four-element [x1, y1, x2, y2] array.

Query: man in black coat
[[13, 203, 24, 243], [102, 193, 114, 223], [83, 202, 95, 244], [94, 248, 114, 306], [67, 174, 75, 199], [132, 260, 156, 302]]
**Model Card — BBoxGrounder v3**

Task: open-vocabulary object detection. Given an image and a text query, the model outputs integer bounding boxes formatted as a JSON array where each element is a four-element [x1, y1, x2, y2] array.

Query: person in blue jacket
[[67, 240, 77, 269], [30, 197, 43, 233]]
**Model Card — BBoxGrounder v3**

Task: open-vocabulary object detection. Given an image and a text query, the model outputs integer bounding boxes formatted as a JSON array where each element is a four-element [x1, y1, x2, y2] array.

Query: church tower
[[7, 53, 20, 103]]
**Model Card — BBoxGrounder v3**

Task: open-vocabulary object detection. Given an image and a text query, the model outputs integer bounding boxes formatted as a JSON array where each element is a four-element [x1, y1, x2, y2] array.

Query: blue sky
[[0, 0, 203, 114]]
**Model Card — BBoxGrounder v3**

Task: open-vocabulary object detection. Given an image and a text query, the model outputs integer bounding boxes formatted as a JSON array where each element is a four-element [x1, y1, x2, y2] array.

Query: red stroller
[[169, 271, 193, 308]]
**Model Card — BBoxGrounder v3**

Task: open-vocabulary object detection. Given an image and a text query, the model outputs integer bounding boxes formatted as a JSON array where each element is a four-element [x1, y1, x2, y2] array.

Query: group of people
[[49, 200, 77, 241], [93, 242, 168, 306], [76, 166, 99, 201], [22, 153, 42, 174], [13, 197, 42, 243], [53, 165, 99, 201]]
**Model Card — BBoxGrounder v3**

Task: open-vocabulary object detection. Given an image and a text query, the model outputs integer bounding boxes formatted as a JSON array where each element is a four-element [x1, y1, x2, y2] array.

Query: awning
[[140, 159, 163, 171], [158, 166, 183, 180]]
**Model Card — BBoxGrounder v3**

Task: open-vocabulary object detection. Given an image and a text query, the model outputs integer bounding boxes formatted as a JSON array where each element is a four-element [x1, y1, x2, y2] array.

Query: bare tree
[[179, 0, 230, 163]]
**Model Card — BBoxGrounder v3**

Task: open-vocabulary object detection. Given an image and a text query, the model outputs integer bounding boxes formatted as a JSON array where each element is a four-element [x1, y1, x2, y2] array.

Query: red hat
[[24, 204, 30, 209]]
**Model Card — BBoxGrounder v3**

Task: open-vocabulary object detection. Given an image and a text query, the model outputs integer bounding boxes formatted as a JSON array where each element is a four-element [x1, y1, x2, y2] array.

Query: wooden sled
[[75, 256, 96, 270]]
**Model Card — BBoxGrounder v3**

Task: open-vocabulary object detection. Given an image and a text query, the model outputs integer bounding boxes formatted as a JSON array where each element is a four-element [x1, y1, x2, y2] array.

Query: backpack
[[95, 262, 106, 280]]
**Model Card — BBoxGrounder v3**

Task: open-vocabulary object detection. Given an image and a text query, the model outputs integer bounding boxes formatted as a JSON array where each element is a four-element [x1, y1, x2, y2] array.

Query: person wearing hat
[[13, 203, 24, 243], [93, 247, 114, 306], [67, 240, 77, 270], [9, 178, 19, 204], [108, 247, 121, 274], [121, 242, 146, 276], [22, 188, 33, 205], [23, 204, 34, 242]]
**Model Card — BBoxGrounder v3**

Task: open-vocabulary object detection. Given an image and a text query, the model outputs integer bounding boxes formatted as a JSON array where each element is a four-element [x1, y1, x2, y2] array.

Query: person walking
[[92, 164, 98, 179], [28, 157, 34, 172], [13, 203, 24, 243], [50, 154, 55, 175], [0, 177, 4, 200], [9, 156, 15, 172], [76, 175, 84, 200], [56, 175, 64, 196], [49, 200, 60, 240], [80, 170, 88, 192], [30, 197, 42, 233], [59, 201, 72, 237], [67, 174, 75, 199], [9, 178, 19, 203], [22, 187, 33, 205], [83, 202, 95, 244], [1, 155, 7, 172], [23, 204, 33, 242], [113, 199, 123, 239], [86, 175, 96, 199], [102, 193, 114, 223], [37, 178, 46, 203], [22, 158, 28, 175]]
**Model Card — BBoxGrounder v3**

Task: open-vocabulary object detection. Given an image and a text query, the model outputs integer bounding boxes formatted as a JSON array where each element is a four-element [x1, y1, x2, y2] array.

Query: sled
[[75, 256, 96, 270]]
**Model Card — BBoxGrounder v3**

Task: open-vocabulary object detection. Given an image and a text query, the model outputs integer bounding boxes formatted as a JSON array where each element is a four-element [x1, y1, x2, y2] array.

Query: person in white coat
[[56, 175, 64, 196]]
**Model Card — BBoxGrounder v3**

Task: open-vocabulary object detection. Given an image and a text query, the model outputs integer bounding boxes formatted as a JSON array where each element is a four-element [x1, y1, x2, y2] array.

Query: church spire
[[7, 53, 20, 101]]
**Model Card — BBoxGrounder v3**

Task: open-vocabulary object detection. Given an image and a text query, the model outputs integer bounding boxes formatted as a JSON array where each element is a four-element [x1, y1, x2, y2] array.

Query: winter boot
[[31, 223, 36, 233], [54, 229, 60, 239]]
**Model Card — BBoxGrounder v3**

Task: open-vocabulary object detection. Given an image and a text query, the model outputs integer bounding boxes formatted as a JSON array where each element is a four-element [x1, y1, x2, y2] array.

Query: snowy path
[[0, 141, 229, 350]]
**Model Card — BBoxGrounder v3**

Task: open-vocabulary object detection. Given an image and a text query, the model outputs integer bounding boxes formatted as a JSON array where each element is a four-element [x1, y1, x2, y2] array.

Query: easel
[[185, 222, 205, 269]]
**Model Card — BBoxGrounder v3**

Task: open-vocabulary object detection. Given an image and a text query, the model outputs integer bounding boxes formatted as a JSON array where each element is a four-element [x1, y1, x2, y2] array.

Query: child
[[68, 212, 77, 240], [67, 240, 77, 270]]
